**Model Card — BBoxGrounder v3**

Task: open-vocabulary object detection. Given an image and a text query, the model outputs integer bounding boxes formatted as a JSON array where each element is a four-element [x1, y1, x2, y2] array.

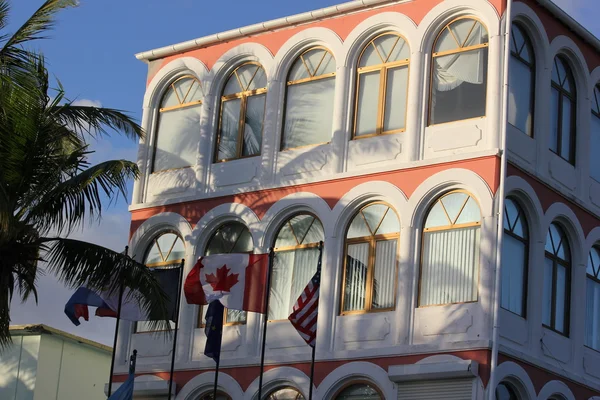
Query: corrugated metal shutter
[[397, 379, 473, 400]]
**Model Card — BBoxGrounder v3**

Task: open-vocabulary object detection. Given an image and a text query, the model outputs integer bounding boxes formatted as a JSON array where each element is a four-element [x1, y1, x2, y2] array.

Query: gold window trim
[[353, 32, 411, 139], [340, 202, 400, 315], [158, 75, 203, 112], [215, 62, 267, 163]]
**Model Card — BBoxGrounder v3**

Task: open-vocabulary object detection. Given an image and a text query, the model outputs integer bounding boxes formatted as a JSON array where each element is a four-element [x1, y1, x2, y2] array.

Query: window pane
[[588, 247, 600, 277], [355, 71, 380, 137], [347, 213, 371, 239], [542, 257, 553, 327], [242, 94, 265, 157], [362, 204, 388, 233], [586, 278, 600, 350], [495, 383, 519, 400], [425, 201, 451, 229], [376, 208, 400, 235], [441, 192, 469, 222], [372, 240, 397, 309], [344, 243, 369, 312], [555, 264, 568, 334], [359, 43, 382, 67], [560, 98, 573, 161], [508, 56, 533, 135], [336, 383, 381, 399], [549, 88, 559, 153], [500, 234, 526, 316], [217, 99, 241, 160], [268, 388, 305, 400], [168, 237, 185, 261], [431, 48, 488, 124], [282, 78, 335, 149], [154, 105, 201, 171], [420, 226, 480, 305], [226, 308, 246, 324], [384, 66, 408, 132], [591, 115, 600, 181]]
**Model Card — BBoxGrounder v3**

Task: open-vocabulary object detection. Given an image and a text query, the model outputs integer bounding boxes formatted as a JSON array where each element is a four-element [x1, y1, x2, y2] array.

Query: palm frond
[[0, 1, 10, 32], [44, 238, 171, 331], [50, 103, 144, 141], [27, 159, 139, 235]]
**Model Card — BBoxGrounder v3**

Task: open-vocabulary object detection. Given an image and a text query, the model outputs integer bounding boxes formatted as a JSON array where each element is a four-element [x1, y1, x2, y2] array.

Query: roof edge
[[10, 324, 112, 353]]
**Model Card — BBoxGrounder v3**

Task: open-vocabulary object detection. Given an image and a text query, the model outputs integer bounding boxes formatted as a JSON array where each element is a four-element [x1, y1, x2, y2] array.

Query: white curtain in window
[[154, 105, 201, 171], [373, 240, 397, 309], [344, 243, 369, 312], [433, 49, 486, 92], [420, 227, 480, 305], [586, 278, 600, 349]]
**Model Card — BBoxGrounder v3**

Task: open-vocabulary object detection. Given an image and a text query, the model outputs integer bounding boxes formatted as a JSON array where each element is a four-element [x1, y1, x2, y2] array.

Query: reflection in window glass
[[282, 48, 336, 149], [266, 388, 305, 400], [508, 24, 535, 136], [430, 18, 489, 125], [420, 191, 481, 306], [550, 56, 576, 164], [335, 383, 382, 399], [543, 222, 571, 335]]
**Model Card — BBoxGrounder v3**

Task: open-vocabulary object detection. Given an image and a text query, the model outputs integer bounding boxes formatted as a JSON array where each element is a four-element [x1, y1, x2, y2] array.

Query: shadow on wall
[[0, 336, 38, 399]]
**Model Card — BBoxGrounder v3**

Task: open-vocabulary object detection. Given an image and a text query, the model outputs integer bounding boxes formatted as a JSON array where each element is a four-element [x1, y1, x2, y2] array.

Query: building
[[112, 0, 600, 398], [0, 324, 111, 400]]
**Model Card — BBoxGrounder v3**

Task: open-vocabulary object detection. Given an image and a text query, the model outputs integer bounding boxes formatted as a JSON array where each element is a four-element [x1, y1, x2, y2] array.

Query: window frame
[[509, 23, 536, 137], [332, 380, 384, 399], [543, 222, 571, 336], [591, 84, 600, 182], [281, 46, 337, 151], [352, 32, 411, 139], [501, 197, 529, 318], [585, 244, 600, 351], [428, 16, 490, 126], [214, 61, 267, 163], [152, 75, 203, 173], [550, 56, 577, 164], [197, 221, 253, 328], [418, 190, 482, 307], [340, 202, 400, 315]]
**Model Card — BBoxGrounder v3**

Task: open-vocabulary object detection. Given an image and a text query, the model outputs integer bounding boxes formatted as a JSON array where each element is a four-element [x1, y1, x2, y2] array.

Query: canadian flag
[[184, 254, 269, 314]]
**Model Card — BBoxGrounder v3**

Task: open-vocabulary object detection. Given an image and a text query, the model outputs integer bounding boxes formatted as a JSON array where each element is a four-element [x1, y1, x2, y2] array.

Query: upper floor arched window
[[137, 231, 185, 332], [419, 191, 481, 306], [334, 382, 383, 399], [282, 47, 336, 150], [585, 245, 600, 350], [354, 33, 410, 138], [198, 222, 254, 327], [266, 387, 305, 399], [508, 23, 535, 136], [152, 76, 203, 172], [543, 222, 571, 335], [550, 56, 576, 164], [270, 214, 324, 320], [590, 85, 600, 181], [429, 17, 489, 125], [342, 203, 399, 314], [501, 198, 529, 317], [215, 62, 267, 162]]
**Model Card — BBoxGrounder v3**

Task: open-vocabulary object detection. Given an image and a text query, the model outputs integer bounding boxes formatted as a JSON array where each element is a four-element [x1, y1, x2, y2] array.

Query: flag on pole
[[65, 267, 181, 325], [184, 254, 268, 313], [204, 300, 225, 363], [288, 253, 322, 347], [108, 349, 137, 400]]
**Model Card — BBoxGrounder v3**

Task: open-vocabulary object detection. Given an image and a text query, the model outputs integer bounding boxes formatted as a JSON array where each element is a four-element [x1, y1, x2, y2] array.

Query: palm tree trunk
[[0, 269, 12, 348]]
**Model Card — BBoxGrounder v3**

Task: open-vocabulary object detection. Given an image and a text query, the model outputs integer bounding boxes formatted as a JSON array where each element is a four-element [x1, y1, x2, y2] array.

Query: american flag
[[288, 246, 323, 348]]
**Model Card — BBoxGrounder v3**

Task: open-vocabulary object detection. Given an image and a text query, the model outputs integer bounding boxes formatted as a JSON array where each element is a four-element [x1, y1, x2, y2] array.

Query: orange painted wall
[[131, 156, 500, 236], [149, 0, 506, 85]]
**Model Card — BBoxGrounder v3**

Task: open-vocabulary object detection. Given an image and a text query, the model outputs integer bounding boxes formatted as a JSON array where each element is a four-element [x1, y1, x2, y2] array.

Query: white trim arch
[[541, 202, 586, 265], [244, 367, 311, 400], [585, 226, 600, 256], [317, 361, 394, 399], [548, 35, 591, 95], [537, 380, 575, 400], [511, 1, 550, 64], [494, 361, 537, 400], [176, 371, 244, 400], [589, 66, 600, 100], [504, 175, 545, 243]]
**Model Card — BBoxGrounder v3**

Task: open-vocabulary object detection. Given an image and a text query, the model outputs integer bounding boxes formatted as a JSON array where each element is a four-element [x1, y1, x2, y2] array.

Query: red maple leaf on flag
[[205, 265, 239, 292]]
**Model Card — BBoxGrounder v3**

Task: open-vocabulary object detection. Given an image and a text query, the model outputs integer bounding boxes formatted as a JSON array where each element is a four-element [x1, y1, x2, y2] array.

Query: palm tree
[[0, 0, 171, 348]]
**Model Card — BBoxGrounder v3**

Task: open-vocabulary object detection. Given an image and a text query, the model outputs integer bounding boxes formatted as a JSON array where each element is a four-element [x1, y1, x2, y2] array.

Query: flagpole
[[107, 245, 128, 397], [168, 259, 185, 400], [308, 241, 323, 400], [212, 354, 220, 399], [257, 249, 275, 400]]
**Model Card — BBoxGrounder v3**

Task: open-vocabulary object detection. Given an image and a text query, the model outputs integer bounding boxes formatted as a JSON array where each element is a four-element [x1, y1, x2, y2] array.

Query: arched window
[[282, 47, 336, 150], [270, 214, 324, 320], [198, 392, 230, 400], [495, 382, 520, 400], [152, 76, 203, 172], [543, 222, 571, 335], [508, 23, 535, 136], [216, 63, 267, 162], [585, 245, 600, 350], [550, 56, 576, 164], [137, 232, 185, 332], [354, 33, 410, 138], [342, 203, 399, 313], [266, 387, 305, 399], [419, 191, 481, 306], [429, 18, 489, 125], [590, 85, 600, 181], [501, 198, 529, 317], [198, 222, 254, 327], [334, 382, 383, 399]]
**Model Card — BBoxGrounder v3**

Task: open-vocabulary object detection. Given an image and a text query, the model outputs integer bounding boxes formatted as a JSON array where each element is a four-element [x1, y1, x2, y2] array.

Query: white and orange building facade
[[111, 0, 600, 398]]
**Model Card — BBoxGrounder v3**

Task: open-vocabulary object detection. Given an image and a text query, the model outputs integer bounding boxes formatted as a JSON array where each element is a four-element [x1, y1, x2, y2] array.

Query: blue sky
[[8, 0, 600, 346]]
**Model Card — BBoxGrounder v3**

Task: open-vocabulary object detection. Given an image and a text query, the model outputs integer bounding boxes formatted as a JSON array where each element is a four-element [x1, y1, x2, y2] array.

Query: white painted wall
[[0, 335, 40, 400]]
